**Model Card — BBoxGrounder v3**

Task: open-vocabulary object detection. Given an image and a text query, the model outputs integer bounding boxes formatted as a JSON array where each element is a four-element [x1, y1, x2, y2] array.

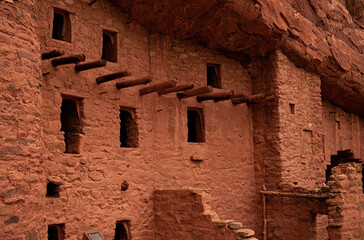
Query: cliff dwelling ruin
[[0, 0, 363, 239]]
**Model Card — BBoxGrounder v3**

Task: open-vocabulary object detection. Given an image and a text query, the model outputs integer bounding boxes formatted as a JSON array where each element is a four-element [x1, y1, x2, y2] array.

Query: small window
[[102, 30, 117, 62], [60, 96, 83, 154], [52, 8, 71, 42], [187, 109, 205, 143], [46, 182, 60, 197], [120, 109, 138, 148], [206, 64, 221, 88], [289, 103, 295, 114], [114, 221, 131, 240], [48, 224, 65, 240]]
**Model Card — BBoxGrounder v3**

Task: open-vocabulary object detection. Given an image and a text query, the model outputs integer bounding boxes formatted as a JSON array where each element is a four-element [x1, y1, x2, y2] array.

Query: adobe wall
[[154, 189, 257, 240], [0, 1, 44, 239], [36, 0, 258, 239]]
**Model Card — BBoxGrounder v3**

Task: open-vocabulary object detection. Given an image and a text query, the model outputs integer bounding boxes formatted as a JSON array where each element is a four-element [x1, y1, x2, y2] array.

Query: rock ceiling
[[110, 0, 364, 116]]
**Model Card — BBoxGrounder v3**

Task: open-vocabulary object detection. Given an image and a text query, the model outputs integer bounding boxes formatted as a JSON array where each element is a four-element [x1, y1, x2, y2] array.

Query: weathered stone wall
[[0, 0, 44, 239], [154, 189, 257, 240], [36, 0, 257, 239], [323, 100, 364, 164], [327, 162, 364, 239]]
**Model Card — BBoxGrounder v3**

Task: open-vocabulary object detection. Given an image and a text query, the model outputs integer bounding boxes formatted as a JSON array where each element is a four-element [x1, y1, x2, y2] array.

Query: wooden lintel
[[96, 71, 131, 84], [177, 86, 213, 99], [261, 190, 328, 199], [196, 90, 234, 102], [158, 84, 194, 95], [116, 77, 152, 89], [42, 50, 65, 60], [51, 54, 86, 67], [139, 80, 177, 96], [75, 60, 106, 72]]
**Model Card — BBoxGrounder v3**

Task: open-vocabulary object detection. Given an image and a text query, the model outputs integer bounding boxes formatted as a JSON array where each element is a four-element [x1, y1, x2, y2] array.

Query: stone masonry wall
[[36, 0, 257, 239], [0, 1, 44, 240], [154, 189, 257, 240], [327, 162, 364, 239]]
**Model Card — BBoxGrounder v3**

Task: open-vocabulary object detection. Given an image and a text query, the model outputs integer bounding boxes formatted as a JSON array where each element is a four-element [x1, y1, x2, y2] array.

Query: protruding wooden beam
[[230, 92, 247, 99], [75, 60, 106, 72], [42, 50, 65, 60], [177, 86, 213, 99], [196, 90, 234, 102], [231, 93, 274, 105], [139, 80, 177, 96], [51, 54, 86, 67], [116, 77, 152, 89], [96, 71, 131, 84], [158, 84, 194, 95]]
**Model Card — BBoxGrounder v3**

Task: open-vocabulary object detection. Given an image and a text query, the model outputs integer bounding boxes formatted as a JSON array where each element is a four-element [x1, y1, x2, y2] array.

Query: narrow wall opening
[[120, 108, 138, 148], [46, 182, 60, 198], [325, 150, 361, 182], [60, 96, 83, 154], [206, 63, 221, 88], [48, 224, 65, 240], [187, 109, 205, 143], [52, 8, 71, 42], [102, 30, 117, 62], [114, 221, 130, 240]]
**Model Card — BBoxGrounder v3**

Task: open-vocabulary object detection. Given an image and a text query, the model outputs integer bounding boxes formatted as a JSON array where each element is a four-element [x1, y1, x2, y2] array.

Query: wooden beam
[[261, 190, 328, 199], [75, 60, 106, 72], [96, 71, 131, 84], [158, 84, 194, 95], [116, 77, 152, 89], [177, 86, 213, 99], [230, 92, 247, 99], [231, 93, 274, 105], [51, 54, 86, 67], [139, 80, 177, 96], [42, 50, 65, 60], [196, 90, 234, 102]]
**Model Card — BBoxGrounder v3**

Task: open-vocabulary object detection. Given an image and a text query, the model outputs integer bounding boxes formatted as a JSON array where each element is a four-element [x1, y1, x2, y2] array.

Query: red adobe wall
[[0, 0, 45, 239], [154, 189, 257, 240], [327, 162, 364, 239]]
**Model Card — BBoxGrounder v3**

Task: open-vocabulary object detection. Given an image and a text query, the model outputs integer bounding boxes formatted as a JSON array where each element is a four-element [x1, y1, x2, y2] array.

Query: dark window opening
[[61, 97, 83, 154], [120, 109, 138, 148], [336, 121, 341, 130], [187, 109, 205, 143], [114, 221, 130, 240], [52, 8, 71, 42], [326, 150, 361, 185], [289, 103, 295, 114], [206, 64, 221, 88], [48, 224, 65, 240], [102, 30, 117, 62], [46, 182, 60, 197]]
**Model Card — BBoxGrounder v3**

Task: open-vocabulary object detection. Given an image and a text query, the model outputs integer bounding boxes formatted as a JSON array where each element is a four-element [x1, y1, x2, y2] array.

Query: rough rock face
[[112, 0, 364, 116]]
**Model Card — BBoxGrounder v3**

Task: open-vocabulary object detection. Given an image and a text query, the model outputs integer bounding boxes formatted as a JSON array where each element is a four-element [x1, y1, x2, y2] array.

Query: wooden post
[[42, 50, 65, 60], [158, 84, 194, 95], [116, 77, 152, 89], [139, 80, 177, 96], [51, 54, 86, 67], [196, 90, 234, 102], [75, 60, 106, 72], [177, 86, 213, 99], [96, 71, 131, 84]]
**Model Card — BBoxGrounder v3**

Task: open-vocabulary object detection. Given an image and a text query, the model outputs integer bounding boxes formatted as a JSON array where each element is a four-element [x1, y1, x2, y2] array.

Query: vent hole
[[46, 182, 60, 197]]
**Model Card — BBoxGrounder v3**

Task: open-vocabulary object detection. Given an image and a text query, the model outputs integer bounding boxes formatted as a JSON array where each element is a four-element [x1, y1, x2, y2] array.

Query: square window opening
[[187, 109, 205, 143], [61, 96, 83, 154], [114, 220, 131, 240], [206, 64, 221, 88], [102, 30, 117, 63], [46, 182, 60, 198], [52, 8, 71, 42], [48, 224, 65, 240], [120, 108, 138, 148]]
